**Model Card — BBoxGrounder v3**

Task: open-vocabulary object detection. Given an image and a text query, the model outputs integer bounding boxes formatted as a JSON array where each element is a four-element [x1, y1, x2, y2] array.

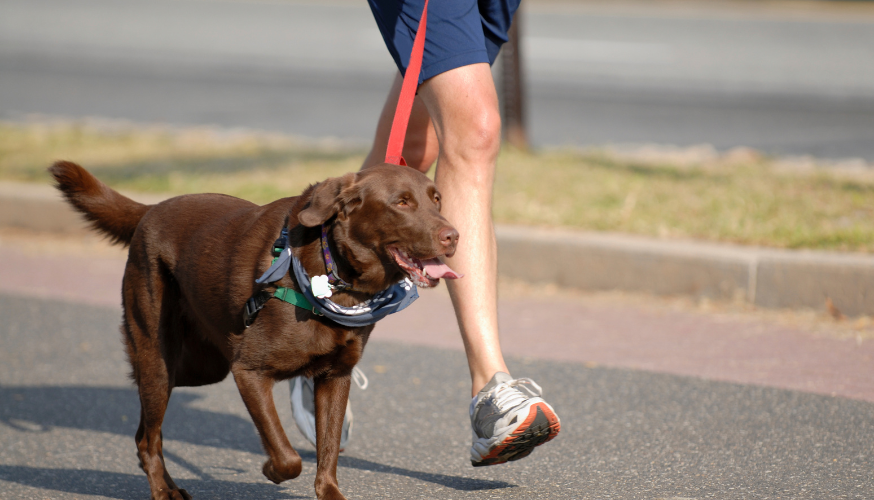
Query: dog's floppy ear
[[298, 172, 359, 227]]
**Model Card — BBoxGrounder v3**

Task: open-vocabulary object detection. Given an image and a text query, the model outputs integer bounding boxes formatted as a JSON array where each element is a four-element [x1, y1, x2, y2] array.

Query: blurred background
[[2, 2, 874, 498], [3, 0, 874, 157], [2, 0, 874, 254]]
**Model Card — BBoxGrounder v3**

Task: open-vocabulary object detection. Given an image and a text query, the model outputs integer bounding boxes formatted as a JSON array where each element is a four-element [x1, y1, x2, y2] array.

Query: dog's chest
[[310, 323, 372, 369], [246, 320, 372, 378]]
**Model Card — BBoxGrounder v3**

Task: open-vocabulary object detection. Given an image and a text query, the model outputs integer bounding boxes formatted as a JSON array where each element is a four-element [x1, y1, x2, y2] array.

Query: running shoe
[[289, 367, 367, 451], [469, 372, 561, 466]]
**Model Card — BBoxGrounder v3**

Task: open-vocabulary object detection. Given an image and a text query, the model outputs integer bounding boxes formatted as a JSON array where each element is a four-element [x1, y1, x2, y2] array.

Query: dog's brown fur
[[50, 161, 458, 500]]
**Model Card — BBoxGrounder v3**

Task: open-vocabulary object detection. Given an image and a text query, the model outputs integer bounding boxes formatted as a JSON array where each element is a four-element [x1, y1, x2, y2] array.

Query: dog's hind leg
[[232, 366, 303, 484], [124, 263, 191, 500]]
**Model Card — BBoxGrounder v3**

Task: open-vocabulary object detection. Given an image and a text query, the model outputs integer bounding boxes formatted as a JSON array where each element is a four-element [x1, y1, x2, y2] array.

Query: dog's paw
[[262, 457, 302, 484], [315, 482, 347, 500]]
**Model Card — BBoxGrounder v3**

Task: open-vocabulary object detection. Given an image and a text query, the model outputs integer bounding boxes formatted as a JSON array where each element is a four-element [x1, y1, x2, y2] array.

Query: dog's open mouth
[[388, 246, 462, 288]]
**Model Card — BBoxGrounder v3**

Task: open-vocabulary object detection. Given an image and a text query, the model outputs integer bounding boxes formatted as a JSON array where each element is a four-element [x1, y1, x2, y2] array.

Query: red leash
[[384, 0, 429, 167]]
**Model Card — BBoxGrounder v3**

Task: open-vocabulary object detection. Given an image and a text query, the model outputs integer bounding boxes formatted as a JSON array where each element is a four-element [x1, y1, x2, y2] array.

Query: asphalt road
[[2, 294, 873, 499], [2, 0, 874, 160]]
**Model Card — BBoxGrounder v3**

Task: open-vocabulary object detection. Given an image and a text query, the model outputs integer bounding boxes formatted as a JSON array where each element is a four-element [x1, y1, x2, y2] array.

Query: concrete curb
[[497, 226, 874, 317], [2, 181, 871, 316]]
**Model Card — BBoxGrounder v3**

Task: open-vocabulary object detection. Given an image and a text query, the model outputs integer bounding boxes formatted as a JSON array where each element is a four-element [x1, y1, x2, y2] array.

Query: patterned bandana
[[255, 235, 418, 327], [291, 255, 418, 327]]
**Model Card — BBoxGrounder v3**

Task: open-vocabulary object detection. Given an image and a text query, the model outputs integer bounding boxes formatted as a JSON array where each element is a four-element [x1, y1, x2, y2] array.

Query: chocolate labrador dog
[[50, 161, 459, 500]]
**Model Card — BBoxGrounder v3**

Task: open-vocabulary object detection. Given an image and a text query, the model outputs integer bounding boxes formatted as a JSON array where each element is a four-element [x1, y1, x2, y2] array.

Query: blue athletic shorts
[[367, 0, 522, 83]]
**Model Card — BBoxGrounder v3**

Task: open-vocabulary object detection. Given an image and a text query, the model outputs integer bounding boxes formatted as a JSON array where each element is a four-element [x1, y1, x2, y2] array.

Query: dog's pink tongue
[[421, 258, 462, 279]]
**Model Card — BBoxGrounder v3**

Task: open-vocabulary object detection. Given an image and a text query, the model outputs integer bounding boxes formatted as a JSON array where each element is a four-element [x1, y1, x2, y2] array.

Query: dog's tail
[[49, 161, 151, 247]]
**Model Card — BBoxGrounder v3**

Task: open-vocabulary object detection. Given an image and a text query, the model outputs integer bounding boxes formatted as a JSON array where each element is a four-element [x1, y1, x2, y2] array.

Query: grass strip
[[2, 120, 872, 252]]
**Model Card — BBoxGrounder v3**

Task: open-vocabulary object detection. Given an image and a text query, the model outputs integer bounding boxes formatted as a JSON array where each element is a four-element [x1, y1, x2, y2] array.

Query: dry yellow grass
[[2, 120, 872, 252], [494, 149, 874, 252], [0, 120, 362, 200]]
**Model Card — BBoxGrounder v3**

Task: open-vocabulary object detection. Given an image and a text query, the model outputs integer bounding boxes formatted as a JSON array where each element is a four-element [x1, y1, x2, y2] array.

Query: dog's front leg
[[313, 374, 351, 500], [232, 366, 303, 483]]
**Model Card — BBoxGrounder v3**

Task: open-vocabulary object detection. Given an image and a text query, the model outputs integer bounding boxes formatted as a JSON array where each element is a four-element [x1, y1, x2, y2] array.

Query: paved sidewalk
[[2, 230, 872, 403]]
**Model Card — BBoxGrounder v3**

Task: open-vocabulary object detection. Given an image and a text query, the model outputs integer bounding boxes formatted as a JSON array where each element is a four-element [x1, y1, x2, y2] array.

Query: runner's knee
[[445, 106, 501, 164]]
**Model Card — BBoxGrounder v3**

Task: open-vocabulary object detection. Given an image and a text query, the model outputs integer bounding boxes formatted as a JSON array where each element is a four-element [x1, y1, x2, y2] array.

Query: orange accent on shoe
[[478, 402, 560, 462]]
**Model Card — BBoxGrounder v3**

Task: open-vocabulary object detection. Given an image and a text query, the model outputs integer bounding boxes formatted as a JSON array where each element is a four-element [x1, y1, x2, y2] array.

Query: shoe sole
[[472, 402, 561, 467]]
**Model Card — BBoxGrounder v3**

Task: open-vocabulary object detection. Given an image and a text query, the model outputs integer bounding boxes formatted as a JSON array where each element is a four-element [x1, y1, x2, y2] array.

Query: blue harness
[[243, 228, 418, 328]]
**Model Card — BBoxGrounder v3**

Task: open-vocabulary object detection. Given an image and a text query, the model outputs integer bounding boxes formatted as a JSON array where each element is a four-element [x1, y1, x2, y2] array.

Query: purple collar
[[321, 224, 360, 292]]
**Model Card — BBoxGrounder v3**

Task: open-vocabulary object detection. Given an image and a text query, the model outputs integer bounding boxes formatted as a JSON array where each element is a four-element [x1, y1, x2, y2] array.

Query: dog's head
[[297, 164, 460, 292]]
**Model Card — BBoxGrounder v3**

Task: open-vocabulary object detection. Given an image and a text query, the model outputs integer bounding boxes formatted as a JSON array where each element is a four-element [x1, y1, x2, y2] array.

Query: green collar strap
[[273, 287, 322, 316], [243, 230, 324, 328], [269, 239, 319, 314]]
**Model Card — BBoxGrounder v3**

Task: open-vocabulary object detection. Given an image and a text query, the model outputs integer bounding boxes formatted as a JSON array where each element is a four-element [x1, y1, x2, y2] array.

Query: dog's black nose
[[439, 226, 459, 251]]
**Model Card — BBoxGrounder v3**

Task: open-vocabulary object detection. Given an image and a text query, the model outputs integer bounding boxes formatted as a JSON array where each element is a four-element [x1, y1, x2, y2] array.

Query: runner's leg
[[363, 1, 558, 466], [417, 62, 560, 467], [365, 63, 509, 396], [412, 62, 509, 396]]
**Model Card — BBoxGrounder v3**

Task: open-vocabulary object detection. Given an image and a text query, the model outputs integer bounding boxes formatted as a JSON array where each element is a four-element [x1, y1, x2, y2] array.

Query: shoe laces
[[351, 366, 368, 390], [299, 368, 367, 391], [487, 377, 542, 410]]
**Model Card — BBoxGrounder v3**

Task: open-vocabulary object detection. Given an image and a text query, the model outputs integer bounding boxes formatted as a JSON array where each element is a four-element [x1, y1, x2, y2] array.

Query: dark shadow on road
[[336, 455, 515, 491], [0, 384, 264, 454], [0, 465, 304, 500], [0, 384, 514, 493]]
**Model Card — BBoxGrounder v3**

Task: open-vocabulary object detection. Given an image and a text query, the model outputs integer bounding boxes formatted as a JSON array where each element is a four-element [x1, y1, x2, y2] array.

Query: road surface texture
[[2, 0, 874, 160], [1, 230, 873, 499]]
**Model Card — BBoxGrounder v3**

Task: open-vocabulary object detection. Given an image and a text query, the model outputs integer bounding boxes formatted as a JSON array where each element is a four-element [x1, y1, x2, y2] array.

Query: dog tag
[[311, 275, 333, 299]]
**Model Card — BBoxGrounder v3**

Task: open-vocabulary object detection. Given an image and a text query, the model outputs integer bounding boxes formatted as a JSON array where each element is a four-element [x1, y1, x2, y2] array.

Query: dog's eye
[[395, 191, 414, 208]]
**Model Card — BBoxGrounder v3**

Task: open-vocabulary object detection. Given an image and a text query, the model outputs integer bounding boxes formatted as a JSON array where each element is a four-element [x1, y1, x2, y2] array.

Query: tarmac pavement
[[1, 282, 874, 499]]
